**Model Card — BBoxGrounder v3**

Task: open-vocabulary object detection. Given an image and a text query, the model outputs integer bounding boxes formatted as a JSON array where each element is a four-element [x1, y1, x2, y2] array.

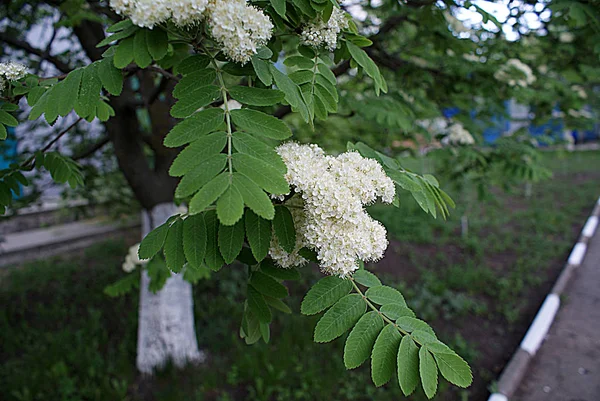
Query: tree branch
[[0, 32, 72, 73], [73, 135, 110, 160]]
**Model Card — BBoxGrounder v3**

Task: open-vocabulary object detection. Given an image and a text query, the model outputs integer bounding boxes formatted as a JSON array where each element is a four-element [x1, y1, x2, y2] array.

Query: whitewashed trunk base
[[136, 203, 204, 374]]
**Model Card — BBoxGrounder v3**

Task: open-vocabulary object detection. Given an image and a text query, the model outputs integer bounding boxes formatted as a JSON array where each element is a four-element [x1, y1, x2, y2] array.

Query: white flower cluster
[[208, 0, 273, 64], [301, 8, 348, 51], [0, 61, 27, 93], [270, 143, 395, 277], [122, 243, 143, 272], [494, 58, 536, 87], [444, 123, 475, 146], [109, 0, 273, 64], [571, 85, 587, 99]]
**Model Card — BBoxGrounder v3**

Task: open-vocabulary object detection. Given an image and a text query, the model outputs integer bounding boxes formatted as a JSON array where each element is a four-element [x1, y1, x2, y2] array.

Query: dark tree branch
[[73, 136, 110, 160], [0, 32, 72, 73]]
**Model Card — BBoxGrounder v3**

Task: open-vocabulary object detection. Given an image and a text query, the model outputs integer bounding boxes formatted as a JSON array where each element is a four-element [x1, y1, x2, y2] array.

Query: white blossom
[[443, 123, 474, 146], [0, 61, 28, 82], [494, 58, 536, 87], [122, 243, 143, 272], [271, 142, 394, 277], [571, 85, 587, 99], [559, 32, 575, 43], [301, 7, 348, 51]]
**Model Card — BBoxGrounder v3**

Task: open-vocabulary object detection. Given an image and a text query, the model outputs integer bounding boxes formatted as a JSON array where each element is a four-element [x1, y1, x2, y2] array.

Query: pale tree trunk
[[136, 202, 204, 374]]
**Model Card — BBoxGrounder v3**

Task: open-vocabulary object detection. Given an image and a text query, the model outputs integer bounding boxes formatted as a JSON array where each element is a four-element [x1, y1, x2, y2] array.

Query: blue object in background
[[1, 126, 22, 198]]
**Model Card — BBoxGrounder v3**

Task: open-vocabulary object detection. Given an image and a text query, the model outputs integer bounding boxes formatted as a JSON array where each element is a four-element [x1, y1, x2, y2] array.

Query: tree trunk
[[136, 202, 204, 374]]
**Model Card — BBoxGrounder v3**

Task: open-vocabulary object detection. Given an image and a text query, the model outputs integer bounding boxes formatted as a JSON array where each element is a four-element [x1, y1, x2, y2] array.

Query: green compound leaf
[[353, 270, 382, 287], [204, 210, 225, 271], [366, 285, 407, 307], [259, 259, 301, 280], [228, 86, 285, 106], [419, 347, 438, 399], [175, 154, 227, 198], [183, 214, 207, 269], [314, 294, 366, 343], [247, 285, 272, 323], [232, 173, 275, 220], [164, 108, 224, 148], [371, 323, 402, 387], [189, 173, 230, 214], [245, 210, 272, 262], [230, 108, 292, 140], [250, 271, 289, 299], [433, 352, 473, 388], [273, 205, 296, 253], [398, 335, 420, 396], [164, 219, 185, 273], [380, 304, 416, 320], [233, 153, 289, 195], [344, 311, 385, 369], [218, 219, 245, 264], [139, 221, 170, 260], [217, 184, 244, 226], [301, 276, 353, 315], [169, 132, 227, 177]]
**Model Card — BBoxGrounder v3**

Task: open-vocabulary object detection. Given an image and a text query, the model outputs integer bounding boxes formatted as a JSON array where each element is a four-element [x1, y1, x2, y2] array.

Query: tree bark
[[137, 203, 204, 374]]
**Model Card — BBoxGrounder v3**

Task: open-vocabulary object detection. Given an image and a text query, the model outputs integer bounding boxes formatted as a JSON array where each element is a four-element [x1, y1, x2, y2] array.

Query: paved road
[[514, 228, 600, 400]]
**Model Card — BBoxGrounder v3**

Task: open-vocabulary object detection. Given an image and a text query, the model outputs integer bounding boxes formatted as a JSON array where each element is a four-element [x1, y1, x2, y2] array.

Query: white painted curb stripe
[[520, 294, 560, 355], [568, 242, 587, 266], [488, 393, 508, 401], [582, 216, 598, 238]]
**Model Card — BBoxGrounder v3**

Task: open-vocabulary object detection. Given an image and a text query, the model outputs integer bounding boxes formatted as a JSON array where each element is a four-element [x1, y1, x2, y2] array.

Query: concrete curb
[[488, 196, 600, 401]]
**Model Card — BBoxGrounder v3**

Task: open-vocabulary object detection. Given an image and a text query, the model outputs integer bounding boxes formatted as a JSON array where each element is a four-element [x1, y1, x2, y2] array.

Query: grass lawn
[[1, 150, 599, 401]]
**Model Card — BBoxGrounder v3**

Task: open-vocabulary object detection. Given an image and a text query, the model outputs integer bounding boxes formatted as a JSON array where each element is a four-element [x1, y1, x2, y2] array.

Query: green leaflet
[[247, 285, 272, 323], [147, 256, 170, 293], [183, 214, 207, 268], [264, 295, 292, 314], [170, 85, 221, 118], [164, 108, 224, 147], [314, 294, 366, 343], [380, 304, 415, 320], [352, 270, 382, 287], [138, 221, 170, 260], [301, 276, 353, 315], [0, 110, 17, 127], [76, 64, 102, 118], [346, 41, 387, 95], [97, 23, 137, 46], [269, 65, 310, 122], [273, 205, 295, 253], [251, 56, 272, 86], [203, 210, 224, 271], [245, 210, 272, 261], [343, 311, 384, 369], [164, 219, 185, 273], [433, 351, 473, 388], [419, 347, 438, 399], [189, 173, 230, 214], [169, 132, 227, 177], [57, 69, 83, 116], [230, 109, 292, 140], [133, 29, 152, 68], [173, 69, 217, 99], [175, 54, 211, 75], [232, 132, 287, 173], [97, 57, 123, 96], [398, 335, 420, 396], [228, 86, 285, 106], [114, 36, 134, 68], [146, 28, 168, 60], [250, 271, 289, 299], [218, 219, 244, 264], [175, 154, 227, 198], [233, 153, 289, 195], [232, 173, 275, 220], [217, 184, 244, 226], [284, 55, 314, 69], [270, 0, 286, 17], [371, 324, 402, 387], [104, 273, 140, 297], [365, 286, 407, 307]]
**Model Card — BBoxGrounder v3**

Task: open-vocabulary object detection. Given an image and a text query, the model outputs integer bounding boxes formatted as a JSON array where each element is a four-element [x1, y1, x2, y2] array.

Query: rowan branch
[[0, 32, 72, 73], [73, 135, 110, 160]]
